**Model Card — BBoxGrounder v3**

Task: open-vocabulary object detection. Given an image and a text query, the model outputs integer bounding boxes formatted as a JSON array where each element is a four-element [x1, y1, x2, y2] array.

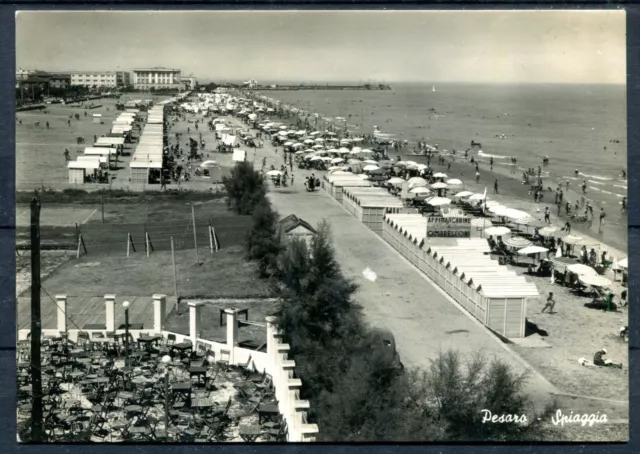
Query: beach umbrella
[[310, 131, 320, 136], [518, 245, 549, 255], [359, 149, 374, 154], [502, 236, 532, 249], [292, 143, 304, 149], [320, 156, 333, 162], [447, 179, 463, 186], [363, 159, 378, 165], [427, 197, 452, 206], [485, 200, 502, 207], [567, 263, 598, 276], [296, 130, 306, 135], [485, 226, 511, 236], [538, 226, 559, 237], [266, 170, 283, 176], [312, 144, 324, 149], [433, 172, 448, 178], [579, 275, 612, 287], [304, 139, 315, 144], [315, 138, 325, 143], [331, 157, 345, 164], [503, 209, 532, 221], [563, 235, 590, 246], [431, 182, 448, 189], [279, 125, 288, 129], [309, 156, 322, 161], [352, 137, 364, 143], [358, 174, 370, 180], [469, 193, 487, 202], [278, 131, 288, 136], [347, 158, 362, 164], [363, 165, 380, 172], [618, 258, 628, 269], [328, 165, 345, 171], [388, 177, 405, 186], [351, 147, 362, 153], [454, 191, 474, 198], [407, 177, 428, 189], [471, 218, 493, 228], [200, 160, 218, 168], [329, 170, 353, 176], [410, 187, 431, 195], [339, 147, 350, 154], [327, 148, 339, 154], [294, 150, 307, 155], [284, 141, 294, 146], [489, 206, 510, 216]]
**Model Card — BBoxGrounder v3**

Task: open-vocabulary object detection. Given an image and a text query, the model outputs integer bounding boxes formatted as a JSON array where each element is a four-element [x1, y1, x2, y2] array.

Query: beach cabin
[[92, 113, 103, 124], [341, 187, 405, 233], [278, 214, 317, 248], [68, 160, 100, 184], [382, 213, 538, 338], [341, 187, 390, 217]]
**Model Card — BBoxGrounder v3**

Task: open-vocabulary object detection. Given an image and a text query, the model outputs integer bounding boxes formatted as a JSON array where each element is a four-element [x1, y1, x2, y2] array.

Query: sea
[[257, 83, 628, 247]]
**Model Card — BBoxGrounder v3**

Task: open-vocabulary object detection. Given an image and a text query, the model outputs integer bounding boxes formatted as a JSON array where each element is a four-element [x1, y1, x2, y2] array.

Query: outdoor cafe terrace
[[17, 296, 318, 443]]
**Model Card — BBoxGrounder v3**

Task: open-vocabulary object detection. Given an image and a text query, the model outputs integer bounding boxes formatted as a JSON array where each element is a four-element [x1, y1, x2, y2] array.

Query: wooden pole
[[127, 233, 130, 257], [146, 231, 150, 258], [212, 226, 219, 252], [191, 204, 199, 264], [30, 197, 43, 441], [171, 237, 178, 299], [101, 196, 104, 223], [208, 224, 214, 254]]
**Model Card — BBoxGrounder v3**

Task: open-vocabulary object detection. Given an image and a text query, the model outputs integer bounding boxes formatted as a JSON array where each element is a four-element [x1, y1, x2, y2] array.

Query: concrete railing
[[17, 293, 318, 442]]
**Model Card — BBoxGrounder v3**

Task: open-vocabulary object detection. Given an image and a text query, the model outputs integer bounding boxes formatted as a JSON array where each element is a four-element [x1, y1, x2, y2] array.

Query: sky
[[16, 10, 626, 84]]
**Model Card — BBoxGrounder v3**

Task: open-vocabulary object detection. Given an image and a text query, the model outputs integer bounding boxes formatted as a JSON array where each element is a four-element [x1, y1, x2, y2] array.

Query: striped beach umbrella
[[502, 236, 532, 249]]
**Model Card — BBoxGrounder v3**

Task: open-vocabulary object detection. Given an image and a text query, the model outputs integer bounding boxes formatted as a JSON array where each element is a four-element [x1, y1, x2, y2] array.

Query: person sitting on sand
[[593, 348, 622, 369]]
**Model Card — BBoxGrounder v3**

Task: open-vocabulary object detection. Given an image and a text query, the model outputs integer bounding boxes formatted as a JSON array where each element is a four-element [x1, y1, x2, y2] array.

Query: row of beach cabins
[[322, 172, 540, 339]]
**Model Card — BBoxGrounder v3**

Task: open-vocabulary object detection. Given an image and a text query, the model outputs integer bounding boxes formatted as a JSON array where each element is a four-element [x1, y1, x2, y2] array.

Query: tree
[[246, 200, 282, 278], [221, 161, 268, 215], [419, 350, 555, 441]]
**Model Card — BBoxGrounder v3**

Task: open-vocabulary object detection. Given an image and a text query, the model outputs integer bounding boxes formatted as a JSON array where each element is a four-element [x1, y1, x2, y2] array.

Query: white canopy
[[518, 246, 549, 255], [566, 264, 598, 276], [579, 275, 612, 287]]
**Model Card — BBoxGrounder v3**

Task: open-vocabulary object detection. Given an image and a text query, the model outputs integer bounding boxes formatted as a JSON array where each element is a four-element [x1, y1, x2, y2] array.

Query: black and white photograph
[[15, 10, 628, 443]]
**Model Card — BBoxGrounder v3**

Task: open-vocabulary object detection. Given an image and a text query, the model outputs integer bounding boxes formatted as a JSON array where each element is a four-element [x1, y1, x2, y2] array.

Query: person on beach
[[622, 197, 627, 212], [541, 292, 556, 314], [575, 169, 579, 176], [566, 201, 571, 215], [67, 119, 71, 127], [494, 179, 499, 194], [544, 207, 551, 224], [562, 221, 572, 235], [46, 121, 49, 129], [599, 208, 606, 232], [63, 149, 70, 161], [475, 171, 480, 183], [582, 180, 587, 193]]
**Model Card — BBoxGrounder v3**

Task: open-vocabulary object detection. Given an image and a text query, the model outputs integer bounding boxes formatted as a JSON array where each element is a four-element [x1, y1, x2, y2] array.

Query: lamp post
[[161, 355, 171, 439], [122, 301, 130, 367]]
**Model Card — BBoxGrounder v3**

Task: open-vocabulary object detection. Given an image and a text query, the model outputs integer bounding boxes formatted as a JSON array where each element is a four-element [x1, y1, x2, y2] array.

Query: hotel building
[[133, 67, 183, 90]]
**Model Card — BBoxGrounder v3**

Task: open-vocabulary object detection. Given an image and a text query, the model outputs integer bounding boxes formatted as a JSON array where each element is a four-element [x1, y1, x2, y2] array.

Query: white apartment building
[[133, 67, 182, 90], [182, 76, 197, 90], [70, 71, 130, 88]]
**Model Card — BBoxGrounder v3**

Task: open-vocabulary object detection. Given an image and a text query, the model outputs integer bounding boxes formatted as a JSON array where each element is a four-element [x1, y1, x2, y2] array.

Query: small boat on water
[[432, 85, 436, 93]]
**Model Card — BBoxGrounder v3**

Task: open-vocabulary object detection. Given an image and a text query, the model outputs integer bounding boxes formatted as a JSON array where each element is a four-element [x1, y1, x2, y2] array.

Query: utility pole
[[170, 237, 178, 298], [30, 197, 43, 442], [191, 204, 199, 264]]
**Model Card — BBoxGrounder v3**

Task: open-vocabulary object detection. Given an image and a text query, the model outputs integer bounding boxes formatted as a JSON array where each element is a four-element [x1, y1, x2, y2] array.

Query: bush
[[222, 161, 267, 215]]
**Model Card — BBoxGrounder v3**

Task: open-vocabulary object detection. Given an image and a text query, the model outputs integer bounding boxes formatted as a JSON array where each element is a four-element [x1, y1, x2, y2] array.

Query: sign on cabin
[[426, 216, 471, 238]]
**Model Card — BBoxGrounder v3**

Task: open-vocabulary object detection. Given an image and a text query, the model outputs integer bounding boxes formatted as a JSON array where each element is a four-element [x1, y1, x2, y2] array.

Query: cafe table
[[189, 366, 207, 384], [258, 402, 279, 425], [238, 424, 262, 442]]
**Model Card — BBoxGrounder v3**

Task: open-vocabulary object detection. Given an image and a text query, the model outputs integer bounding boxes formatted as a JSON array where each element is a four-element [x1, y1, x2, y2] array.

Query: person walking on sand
[[541, 292, 556, 314], [475, 170, 480, 183], [622, 197, 627, 212], [493, 178, 499, 194], [67, 119, 71, 127], [544, 207, 551, 224], [63, 149, 70, 161], [599, 208, 606, 232]]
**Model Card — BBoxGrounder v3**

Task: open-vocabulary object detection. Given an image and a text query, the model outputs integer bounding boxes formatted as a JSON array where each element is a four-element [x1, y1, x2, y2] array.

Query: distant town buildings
[[182, 76, 198, 90], [243, 79, 258, 89], [69, 71, 130, 88], [133, 67, 182, 90]]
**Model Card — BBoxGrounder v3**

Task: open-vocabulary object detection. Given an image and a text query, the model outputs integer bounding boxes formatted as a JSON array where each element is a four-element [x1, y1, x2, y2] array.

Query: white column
[[188, 301, 203, 345], [56, 295, 67, 333], [105, 294, 116, 332], [287, 378, 302, 439], [274, 343, 290, 405], [153, 294, 167, 333], [293, 400, 310, 442], [225, 309, 239, 364], [265, 316, 277, 376], [300, 424, 319, 442], [280, 360, 296, 418]]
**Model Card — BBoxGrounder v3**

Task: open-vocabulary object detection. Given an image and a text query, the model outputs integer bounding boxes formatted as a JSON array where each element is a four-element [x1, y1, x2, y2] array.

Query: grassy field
[[20, 244, 274, 299], [164, 299, 280, 347]]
